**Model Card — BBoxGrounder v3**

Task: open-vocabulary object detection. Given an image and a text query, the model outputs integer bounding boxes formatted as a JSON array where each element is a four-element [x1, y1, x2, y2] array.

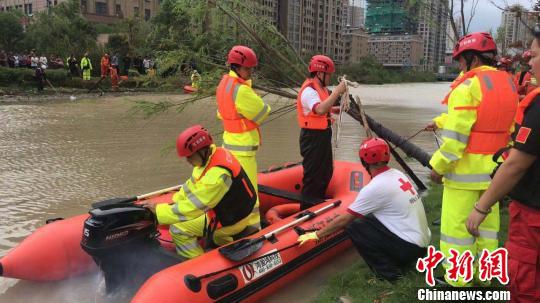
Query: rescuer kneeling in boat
[[426, 32, 518, 287], [142, 125, 259, 259], [297, 138, 431, 282], [296, 55, 346, 209]]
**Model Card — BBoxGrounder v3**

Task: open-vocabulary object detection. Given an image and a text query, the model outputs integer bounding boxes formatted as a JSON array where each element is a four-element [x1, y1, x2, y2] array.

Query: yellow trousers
[[169, 213, 257, 259], [232, 153, 261, 230], [82, 69, 91, 80], [440, 187, 499, 286]]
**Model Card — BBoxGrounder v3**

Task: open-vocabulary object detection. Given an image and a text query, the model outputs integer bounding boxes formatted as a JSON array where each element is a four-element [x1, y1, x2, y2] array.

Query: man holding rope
[[296, 55, 346, 209], [426, 32, 518, 287]]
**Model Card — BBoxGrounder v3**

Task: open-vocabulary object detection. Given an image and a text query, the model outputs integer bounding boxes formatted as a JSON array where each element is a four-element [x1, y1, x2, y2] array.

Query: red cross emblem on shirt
[[399, 178, 416, 195]]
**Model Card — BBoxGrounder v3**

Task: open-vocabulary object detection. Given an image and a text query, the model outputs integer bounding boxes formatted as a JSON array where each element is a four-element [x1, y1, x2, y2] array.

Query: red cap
[[452, 32, 497, 59], [227, 45, 258, 67], [176, 125, 213, 157], [359, 138, 390, 165], [308, 55, 335, 73]]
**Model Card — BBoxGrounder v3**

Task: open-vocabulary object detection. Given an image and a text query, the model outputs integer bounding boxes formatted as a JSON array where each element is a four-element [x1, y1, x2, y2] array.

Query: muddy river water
[[0, 82, 448, 302]]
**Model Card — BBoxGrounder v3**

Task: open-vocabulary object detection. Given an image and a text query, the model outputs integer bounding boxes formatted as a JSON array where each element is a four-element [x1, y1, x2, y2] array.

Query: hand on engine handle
[[140, 201, 156, 214]]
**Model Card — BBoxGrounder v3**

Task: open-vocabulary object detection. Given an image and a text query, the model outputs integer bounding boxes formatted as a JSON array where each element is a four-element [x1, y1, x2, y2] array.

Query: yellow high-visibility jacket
[[80, 57, 92, 70], [156, 145, 232, 225], [217, 71, 271, 156], [430, 65, 517, 190]]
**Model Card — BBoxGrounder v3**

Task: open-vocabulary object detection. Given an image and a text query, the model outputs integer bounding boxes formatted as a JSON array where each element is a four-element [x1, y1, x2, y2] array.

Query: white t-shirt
[[347, 168, 431, 248], [300, 86, 321, 115]]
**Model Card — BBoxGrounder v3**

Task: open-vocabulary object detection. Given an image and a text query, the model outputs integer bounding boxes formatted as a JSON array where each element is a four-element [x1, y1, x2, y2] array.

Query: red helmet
[[522, 50, 532, 60], [498, 57, 512, 67], [176, 125, 213, 158], [452, 32, 497, 59], [359, 138, 390, 165], [308, 55, 335, 73], [227, 45, 258, 67]]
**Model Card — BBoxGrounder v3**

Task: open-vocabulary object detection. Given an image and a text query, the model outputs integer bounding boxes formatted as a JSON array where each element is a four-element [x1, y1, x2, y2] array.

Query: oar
[[91, 184, 182, 209], [219, 200, 341, 262]]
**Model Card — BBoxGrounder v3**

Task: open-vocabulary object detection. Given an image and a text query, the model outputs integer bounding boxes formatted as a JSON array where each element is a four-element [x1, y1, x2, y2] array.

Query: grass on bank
[[314, 184, 510, 303]]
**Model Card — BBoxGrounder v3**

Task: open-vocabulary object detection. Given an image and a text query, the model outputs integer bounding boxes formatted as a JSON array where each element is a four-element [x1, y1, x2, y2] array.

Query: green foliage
[[22, 0, 97, 56], [0, 11, 25, 51], [339, 56, 436, 84], [106, 34, 130, 57], [0, 66, 80, 87]]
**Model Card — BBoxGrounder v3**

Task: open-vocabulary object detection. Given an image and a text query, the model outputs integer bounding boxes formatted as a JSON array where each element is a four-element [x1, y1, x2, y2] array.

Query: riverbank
[[314, 185, 510, 303]]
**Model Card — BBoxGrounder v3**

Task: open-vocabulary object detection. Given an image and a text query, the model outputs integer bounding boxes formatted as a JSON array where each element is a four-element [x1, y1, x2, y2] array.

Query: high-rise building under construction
[[365, 0, 447, 71], [365, 0, 418, 34]]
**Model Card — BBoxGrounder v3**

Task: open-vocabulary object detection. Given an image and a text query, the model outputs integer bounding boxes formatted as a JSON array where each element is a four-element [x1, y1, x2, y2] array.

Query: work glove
[[297, 232, 319, 246]]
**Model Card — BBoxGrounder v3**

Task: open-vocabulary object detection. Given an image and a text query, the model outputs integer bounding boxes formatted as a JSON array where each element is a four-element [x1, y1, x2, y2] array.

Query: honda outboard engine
[[81, 200, 182, 293]]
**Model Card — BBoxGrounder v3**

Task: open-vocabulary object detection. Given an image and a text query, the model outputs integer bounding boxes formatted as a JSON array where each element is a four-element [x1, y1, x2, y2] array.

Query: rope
[[394, 128, 425, 149], [432, 130, 441, 148]]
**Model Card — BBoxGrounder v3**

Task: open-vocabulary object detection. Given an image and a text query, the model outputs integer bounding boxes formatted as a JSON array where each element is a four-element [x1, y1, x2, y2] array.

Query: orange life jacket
[[296, 78, 331, 129], [216, 74, 259, 134], [443, 69, 518, 154], [516, 87, 540, 124], [197, 147, 256, 226], [100, 57, 109, 68]]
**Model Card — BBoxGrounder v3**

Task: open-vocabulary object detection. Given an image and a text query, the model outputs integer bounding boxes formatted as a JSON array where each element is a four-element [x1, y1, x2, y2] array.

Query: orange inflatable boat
[[183, 85, 197, 94], [1, 161, 368, 302]]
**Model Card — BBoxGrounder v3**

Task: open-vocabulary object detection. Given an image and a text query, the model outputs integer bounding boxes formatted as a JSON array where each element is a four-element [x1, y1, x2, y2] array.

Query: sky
[[468, 0, 534, 32]]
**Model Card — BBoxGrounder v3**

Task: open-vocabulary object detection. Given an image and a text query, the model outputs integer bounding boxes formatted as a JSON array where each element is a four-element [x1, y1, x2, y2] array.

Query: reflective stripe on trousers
[[440, 186, 499, 286], [170, 213, 256, 259]]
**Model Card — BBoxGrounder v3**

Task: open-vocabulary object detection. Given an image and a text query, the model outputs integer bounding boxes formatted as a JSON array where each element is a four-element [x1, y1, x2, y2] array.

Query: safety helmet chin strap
[[316, 72, 327, 87], [360, 159, 373, 177], [462, 52, 475, 72], [197, 147, 211, 167]]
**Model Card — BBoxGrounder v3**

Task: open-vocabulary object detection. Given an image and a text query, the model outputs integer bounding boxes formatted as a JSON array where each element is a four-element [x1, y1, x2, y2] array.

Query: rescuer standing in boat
[[466, 27, 540, 302], [297, 138, 431, 281], [142, 125, 258, 259], [426, 32, 518, 287], [296, 55, 346, 209], [216, 45, 271, 231]]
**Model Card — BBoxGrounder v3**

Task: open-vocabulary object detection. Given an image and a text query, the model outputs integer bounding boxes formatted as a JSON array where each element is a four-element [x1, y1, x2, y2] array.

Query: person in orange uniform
[[296, 55, 346, 209], [110, 65, 119, 91], [215, 45, 271, 231], [515, 51, 538, 99], [100, 53, 110, 79], [427, 32, 519, 286], [467, 27, 540, 302]]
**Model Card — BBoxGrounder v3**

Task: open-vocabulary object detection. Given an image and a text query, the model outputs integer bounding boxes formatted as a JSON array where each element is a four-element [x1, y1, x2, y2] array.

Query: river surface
[[0, 82, 448, 302]]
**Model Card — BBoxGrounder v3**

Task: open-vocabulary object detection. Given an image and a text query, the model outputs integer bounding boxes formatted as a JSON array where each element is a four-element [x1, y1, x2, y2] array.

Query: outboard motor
[[81, 201, 182, 293]]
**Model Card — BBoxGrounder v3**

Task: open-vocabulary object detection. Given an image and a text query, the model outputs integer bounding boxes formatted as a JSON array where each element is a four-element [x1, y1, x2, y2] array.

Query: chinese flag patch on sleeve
[[516, 127, 532, 144]]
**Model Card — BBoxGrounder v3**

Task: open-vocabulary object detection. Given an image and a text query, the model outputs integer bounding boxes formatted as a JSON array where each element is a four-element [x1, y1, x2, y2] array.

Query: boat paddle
[[183, 200, 342, 292], [91, 184, 182, 209], [219, 200, 341, 262]]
